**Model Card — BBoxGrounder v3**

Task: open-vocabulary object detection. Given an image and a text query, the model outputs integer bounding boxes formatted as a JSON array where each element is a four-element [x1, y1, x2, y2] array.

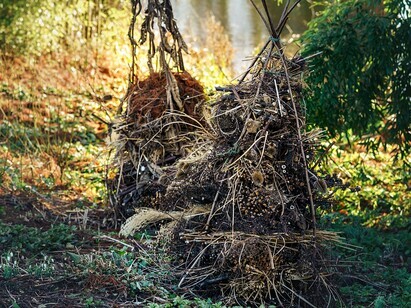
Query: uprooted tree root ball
[[108, 71, 212, 219], [127, 72, 206, 125]]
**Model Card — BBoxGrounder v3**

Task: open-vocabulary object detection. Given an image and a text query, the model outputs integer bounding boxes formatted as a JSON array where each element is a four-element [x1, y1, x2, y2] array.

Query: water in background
[[173, 0, 316, 74]]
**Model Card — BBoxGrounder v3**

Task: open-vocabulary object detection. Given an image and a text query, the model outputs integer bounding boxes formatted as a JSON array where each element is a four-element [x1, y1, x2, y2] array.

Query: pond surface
[[173, 0, 316, 73]]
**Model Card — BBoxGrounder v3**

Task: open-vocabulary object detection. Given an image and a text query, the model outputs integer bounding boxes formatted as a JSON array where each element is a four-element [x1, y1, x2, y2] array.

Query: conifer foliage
[[302, 0, 410, 156]]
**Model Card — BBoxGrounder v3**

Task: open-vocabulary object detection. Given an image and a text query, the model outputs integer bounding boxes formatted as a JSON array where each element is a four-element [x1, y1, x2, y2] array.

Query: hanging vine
[[127, 0, 189, 113], [128, 0, 188, 83]]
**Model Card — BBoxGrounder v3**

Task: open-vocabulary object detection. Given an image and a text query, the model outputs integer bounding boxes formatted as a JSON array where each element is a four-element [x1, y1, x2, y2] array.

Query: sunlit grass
[[318, 142, 410, 230], [0, 7, 236, 213]]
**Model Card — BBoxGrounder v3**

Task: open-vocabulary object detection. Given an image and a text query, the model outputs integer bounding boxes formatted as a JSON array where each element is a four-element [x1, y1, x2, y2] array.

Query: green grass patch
[[0, 223, 77, 254], [316, 143, 411, 307]]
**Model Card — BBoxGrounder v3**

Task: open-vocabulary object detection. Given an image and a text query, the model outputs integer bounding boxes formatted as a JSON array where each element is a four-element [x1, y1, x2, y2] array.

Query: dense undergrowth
[[0, 2, 410, 307], [317, 144, 410, 307]]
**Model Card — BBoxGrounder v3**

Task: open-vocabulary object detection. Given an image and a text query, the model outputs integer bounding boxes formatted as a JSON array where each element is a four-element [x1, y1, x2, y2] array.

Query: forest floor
[[0, 54, 410, 307]]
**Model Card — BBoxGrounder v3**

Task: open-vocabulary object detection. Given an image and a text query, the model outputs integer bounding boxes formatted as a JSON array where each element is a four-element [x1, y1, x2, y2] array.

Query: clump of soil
[[128, 72, 205, 125]]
